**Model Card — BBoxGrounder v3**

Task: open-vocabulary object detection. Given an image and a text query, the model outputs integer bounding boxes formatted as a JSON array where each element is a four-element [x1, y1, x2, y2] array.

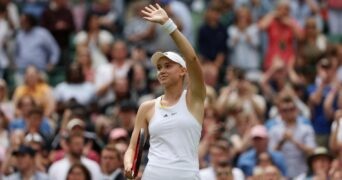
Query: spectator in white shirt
[[48, 132, 101, 180]]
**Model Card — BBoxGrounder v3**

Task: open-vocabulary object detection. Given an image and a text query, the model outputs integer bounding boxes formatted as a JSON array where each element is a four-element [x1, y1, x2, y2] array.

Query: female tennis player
[[124, 3, 206, 180]]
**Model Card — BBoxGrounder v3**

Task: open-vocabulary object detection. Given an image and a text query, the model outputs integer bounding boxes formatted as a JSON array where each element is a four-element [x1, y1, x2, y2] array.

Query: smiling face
[[156, 57, 186, 87]]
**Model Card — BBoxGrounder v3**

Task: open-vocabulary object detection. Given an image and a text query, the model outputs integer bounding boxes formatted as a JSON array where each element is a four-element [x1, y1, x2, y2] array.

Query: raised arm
[[141, 4, 206, 102]]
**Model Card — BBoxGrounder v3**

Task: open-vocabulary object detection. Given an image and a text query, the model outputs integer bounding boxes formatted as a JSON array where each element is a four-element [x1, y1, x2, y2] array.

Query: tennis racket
[[131, 128, 146, 178]]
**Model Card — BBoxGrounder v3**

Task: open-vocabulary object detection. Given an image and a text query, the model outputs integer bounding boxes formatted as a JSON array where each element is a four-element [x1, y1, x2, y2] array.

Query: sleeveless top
[[148, 90, 202, 171]]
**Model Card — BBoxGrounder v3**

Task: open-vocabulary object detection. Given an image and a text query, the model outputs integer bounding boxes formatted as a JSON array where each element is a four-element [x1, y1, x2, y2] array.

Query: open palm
[[141, 4, 169, 24]]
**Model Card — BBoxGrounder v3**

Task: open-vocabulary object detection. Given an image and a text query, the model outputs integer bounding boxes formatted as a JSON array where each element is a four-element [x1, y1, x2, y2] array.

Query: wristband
[[162, 18, 177, 34]]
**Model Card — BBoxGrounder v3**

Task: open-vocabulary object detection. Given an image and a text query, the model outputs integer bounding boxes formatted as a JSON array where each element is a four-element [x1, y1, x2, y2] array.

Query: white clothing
[[331, 118, 342, 144], [170, 1, 194, 44], [0, 19, 10, 70], [200, 166, 245, 180], [228, 24, 260, 70], [48, 157, 101, 180], [94, 61, 132, 106], [75, 30, 114, 68], [143, 90, 202, 179], [54, 82, 96, 105]]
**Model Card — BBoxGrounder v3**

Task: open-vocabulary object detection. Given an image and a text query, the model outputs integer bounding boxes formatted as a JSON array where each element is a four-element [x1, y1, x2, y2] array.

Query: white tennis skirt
[[142, 164, 200, 180]]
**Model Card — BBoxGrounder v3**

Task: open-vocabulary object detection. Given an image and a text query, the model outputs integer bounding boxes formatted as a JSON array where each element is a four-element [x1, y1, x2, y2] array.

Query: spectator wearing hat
[[268, 92, 316, 178], [3, 145, 48, 180], [100, 144, 125, 180], [108, 128, 128, 145], [237, 125, 287, 177], [295, 147, 333, 180], [51, 118, 101, 163], [48, 132, 101, 180]]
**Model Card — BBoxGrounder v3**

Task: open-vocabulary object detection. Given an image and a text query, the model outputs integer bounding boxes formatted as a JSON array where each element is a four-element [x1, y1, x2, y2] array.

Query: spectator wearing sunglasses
[[268, 92, 316, 178]]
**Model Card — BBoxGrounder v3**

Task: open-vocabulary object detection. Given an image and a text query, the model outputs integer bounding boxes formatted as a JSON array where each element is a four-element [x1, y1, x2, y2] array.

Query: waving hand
[[141, 4, 169, 25]]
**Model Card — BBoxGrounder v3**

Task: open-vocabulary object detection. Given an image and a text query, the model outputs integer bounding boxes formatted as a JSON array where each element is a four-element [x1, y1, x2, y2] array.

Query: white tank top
[[148, 90, 202, 171]]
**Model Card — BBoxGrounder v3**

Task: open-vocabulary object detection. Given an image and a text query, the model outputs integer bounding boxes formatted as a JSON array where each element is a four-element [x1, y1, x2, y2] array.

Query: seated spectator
[[0, 5, 10, 78], [290, 0, 322, 29], [100, 144, 124, 180], [108, 128, 129, 145], [0, 109, 9, 149], [295, 147, 333, 180], [10, 103, 52, 139], [199, 139, 244, 180], [3, 145, 48, 180], [48, 132, 101, 180], [52, 118, 101, 163], [237, 125, 287, 177], [12, 66, 55, 117], [66, 163, 92, 180], [268, 92, 316, 178], [54, 63, 96, 107], [253, 165, 284, 180]]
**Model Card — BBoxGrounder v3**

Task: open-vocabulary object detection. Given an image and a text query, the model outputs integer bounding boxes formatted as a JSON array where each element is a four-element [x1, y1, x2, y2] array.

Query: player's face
[[156, 57, 186, 86]]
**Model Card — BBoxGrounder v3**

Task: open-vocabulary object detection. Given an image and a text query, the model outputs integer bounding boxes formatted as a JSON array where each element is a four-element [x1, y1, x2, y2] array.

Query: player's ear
[[180, 67, 187, 77]]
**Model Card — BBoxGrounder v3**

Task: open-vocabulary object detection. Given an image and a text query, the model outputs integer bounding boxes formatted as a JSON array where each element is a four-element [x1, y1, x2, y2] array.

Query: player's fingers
[[141, 10, 151, 17], [144, 6, 153, 13], [149, 4, 157, 11]]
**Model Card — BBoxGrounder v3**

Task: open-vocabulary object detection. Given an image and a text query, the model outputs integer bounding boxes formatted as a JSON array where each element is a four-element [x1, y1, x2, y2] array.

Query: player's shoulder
[[138, 99, 157, 113]]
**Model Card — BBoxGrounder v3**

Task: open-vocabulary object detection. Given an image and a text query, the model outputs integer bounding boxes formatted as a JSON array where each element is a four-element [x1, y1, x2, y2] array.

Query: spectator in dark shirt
[[197, 4, 227, 68], [41, 0, 75, 66]]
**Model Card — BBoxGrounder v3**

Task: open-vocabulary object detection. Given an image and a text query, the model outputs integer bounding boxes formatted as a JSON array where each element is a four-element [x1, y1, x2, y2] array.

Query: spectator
[[75, 46, 95, 82], [24, 132, 50, 173], [237, 125, 287, 177], [198, 4, 227, 68], [54, 63, 96, 107], [0, 0, 20, 30], [258, 0, 302, 69], [15, 13, 60, 77], [108, 128, 129, 145], [216, 69, 266, 119], [10, 99, 52, 138], [199, 140, 244, 180], [330, 110, 342, 153], [228, 6, 260, 73], [41, 0, 75, 66], [12, 66, 55, 117], [0, 5, 10, 77], [48, 132, 101, 180], [308, 57, 337, 147], [95, 40, 132, 108], [327, 0, 342, 36], [101, 144, 124, 180], [295, 147, 333, 180], [74, 12, 114, 69], [66, 163, 92, 180], [3, 145, 48, 180], [290, 0, 322, 30], [124, 1, 157, 53], [90, 0, 122, 35], [0, 79, 14, 121], [268, 92, 316, 178]]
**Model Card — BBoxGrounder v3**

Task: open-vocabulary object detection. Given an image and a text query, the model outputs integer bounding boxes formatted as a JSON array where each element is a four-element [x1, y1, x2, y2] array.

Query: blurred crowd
[[0, 0, 341, 179]]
